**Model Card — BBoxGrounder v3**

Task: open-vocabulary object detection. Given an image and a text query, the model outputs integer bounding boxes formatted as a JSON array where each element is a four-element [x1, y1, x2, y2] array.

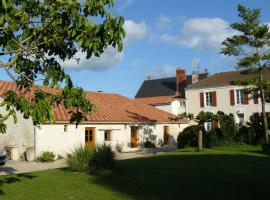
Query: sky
[[1, 0, 270, 97]]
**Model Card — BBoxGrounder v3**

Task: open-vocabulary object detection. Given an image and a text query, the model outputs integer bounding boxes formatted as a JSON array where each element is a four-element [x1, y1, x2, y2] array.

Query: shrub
[[217, 112, 237, 142], [57, 154, 64, 160], [92, 144, 115, 171], [204, 128, 221, 148], [177, 125, 200, 149], [115, 143, 124, 153], [36, 151, 55, 162], [235, 125, 250, 144], [144, 140, 156, 148], [261, 143, 270, 153], [67, 145, 94, 172], [247, 113, 265, 144]]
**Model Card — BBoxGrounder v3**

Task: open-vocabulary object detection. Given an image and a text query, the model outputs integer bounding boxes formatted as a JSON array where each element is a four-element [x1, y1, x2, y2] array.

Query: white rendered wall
[[154, 100, 186, 115], [0, 98, 34, 156], [36, 122, 188, 157], [186, 85, 270, 123]]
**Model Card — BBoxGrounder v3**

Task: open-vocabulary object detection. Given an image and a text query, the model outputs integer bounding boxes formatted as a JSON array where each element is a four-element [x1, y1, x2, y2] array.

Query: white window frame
[[237, 113, 245, 127], [235, 89, 244, 105], [205, 122, 212, 131], [205, 92, 212, 107], [179, 99, 186, 107], [104, 130, 112, 141]]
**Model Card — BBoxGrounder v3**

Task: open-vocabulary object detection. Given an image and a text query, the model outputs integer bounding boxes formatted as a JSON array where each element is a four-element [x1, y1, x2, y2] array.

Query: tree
[[0, 0, 125, 133], [173, 111, 216, 151], [221, 4, 270, 143]]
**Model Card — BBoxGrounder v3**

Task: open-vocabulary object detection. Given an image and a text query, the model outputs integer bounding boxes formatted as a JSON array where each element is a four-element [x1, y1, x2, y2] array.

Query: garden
[[0, 145, 269, 200]]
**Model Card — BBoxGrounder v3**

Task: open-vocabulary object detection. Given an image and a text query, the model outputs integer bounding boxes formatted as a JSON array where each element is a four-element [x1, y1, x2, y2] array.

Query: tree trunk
[[260, 73, 269, 143], [198, 129, 203, 152]]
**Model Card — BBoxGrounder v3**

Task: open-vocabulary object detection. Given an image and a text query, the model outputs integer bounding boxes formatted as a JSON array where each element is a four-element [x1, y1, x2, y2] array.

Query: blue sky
[[1, 0, 270, 97]]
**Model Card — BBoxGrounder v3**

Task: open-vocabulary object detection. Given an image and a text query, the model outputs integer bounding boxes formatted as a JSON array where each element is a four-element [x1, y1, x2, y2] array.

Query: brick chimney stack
[[176, 67, 186, 95], [192, 71, 199, 84]]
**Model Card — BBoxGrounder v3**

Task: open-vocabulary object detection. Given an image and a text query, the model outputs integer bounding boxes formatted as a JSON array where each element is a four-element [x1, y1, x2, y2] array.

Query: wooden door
[[85, 128, 95, 148], [164, 126, 169, 145], [131, 127, 138, 148]]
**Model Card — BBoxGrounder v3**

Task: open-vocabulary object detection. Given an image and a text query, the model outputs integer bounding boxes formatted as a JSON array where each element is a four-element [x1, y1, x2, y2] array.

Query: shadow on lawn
[[0, 173, 36, 196], [93, 153, 270, 200]]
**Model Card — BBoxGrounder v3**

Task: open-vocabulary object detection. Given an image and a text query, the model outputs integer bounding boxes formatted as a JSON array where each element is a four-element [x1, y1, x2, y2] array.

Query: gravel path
[[0, 146, 177, 175]]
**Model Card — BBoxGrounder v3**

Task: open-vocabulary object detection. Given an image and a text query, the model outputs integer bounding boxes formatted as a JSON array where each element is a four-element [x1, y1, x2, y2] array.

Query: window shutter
[[200, 92, 204, 107], [243, 90, 249, 105], [212, 91, 217, 107], [211, 120, 219, 128], [253, 89, 259, 104], [230, 90, 235, 105]]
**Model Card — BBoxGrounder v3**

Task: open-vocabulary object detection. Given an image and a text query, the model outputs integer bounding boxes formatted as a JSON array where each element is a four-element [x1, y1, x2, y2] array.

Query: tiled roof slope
[[135, 73, 208, 98], [0, 80, 185, 123], [133, 95, 178, 105], [186, 69, 270, 90]]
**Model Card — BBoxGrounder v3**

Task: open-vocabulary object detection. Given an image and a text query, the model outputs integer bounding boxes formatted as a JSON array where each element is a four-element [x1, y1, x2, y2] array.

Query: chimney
[[204, 68, 209, 76], [147, 75, 152, 80], [192, 71, 199, 84], [176, 67, 186, 95]]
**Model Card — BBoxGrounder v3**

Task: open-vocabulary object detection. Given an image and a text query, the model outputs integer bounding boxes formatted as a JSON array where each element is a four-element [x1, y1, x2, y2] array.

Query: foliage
[[115, 143, 124, 153], [177, 125, 200, 149], [0, 145, 268, 200], [235, 125, 250, 144], [57, 154, 64, 160], [204, 128, 221, 148], [144, 140, 156, 148], [247, 113, 266, 144], [36, 151, 55, 163], [0, 0, 125, 133], [68, 144, 115, 172], [216, 111, 237, 142], [92, 144, 115, 171], [261, 143, 270, 153], [67, 145, 94, 172], [221, 4, 270, 143]]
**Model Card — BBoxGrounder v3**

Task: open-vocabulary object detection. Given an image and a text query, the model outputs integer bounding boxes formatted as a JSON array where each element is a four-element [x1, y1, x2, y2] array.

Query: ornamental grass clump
[[67, 145, 94, 172], [91, 144, 115, 171]]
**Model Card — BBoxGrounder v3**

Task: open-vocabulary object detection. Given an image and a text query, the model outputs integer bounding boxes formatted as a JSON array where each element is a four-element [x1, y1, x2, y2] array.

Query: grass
[[0, 145, 270, 200]]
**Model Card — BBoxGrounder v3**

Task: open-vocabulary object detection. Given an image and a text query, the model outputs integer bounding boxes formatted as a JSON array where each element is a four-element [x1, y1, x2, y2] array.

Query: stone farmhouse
[[135, 68, 270, 131], [0, 80, 188, 160]]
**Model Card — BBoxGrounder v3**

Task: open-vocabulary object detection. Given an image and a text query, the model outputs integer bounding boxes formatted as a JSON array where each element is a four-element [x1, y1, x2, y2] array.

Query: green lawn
[[0, 145, 270, 200]]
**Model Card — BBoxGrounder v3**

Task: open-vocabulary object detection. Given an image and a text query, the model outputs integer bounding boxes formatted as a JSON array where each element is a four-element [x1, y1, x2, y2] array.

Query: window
[[238, 113, 245, 127], [104, 130, 111, 141], [205, 92, 212, 107], [180, 100, 186, 107], [236, 89, 244, 105], [205, 122, 212, 131], [64, 125, 68, 132]]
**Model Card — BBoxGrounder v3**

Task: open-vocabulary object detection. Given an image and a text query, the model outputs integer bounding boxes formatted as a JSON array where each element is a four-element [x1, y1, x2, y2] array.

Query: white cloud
[[123, 20, 148, 45], [155, 15, 186, 31], [155, 15, 174, 30], [148, 65, 176, 79], [61, 20, 148, 71], [162, 18, 238, 52], [60, 46, 124, 71], [118, 0, 135, 11]]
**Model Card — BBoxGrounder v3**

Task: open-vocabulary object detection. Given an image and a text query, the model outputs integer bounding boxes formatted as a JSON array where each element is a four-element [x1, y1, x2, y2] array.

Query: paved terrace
[[0, 146, 177, 175]]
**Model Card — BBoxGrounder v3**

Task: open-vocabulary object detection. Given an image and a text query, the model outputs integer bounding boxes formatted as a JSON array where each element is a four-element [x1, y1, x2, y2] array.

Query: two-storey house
[[185, 70, 270, 129]]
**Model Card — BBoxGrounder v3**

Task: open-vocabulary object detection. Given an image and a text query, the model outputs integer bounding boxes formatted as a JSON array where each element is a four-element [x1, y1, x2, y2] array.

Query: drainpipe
[[34, 126, 39, 159]]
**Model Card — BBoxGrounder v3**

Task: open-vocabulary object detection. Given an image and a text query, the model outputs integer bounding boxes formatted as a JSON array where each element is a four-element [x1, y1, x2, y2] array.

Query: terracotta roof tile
[[133, 95, 178, 105], [187, 69, 270, 89], [0, 80, 186, 123]]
